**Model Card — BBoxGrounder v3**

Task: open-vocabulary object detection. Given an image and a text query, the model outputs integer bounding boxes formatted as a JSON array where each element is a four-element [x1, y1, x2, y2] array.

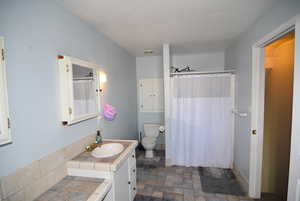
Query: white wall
[[0, 0, 137, 177], [225, 0, 300, 182]]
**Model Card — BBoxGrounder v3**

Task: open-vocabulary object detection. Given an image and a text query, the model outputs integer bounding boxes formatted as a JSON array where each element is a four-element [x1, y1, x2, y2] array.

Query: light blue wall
[[136, 56, 164, 145], [136, 52, 225, 146], [225, 0, 300, 181], [0, 0, 137, 177], [171, 52, 225, 71]]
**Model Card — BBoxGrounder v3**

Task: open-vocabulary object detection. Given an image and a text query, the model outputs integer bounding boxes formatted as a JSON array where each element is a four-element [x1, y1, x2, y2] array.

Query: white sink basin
[[91, 143, 124, 158]]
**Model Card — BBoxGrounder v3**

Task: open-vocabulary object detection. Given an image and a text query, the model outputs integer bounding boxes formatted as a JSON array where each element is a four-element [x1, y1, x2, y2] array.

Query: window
[[0, 37, 11, 145], [58, 56, 101, 125]]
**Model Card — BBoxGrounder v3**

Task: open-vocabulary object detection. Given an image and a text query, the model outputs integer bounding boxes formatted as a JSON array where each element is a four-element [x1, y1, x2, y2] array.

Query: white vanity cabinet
[[113, 150, 136, 201], [66, 140, 138, 201]]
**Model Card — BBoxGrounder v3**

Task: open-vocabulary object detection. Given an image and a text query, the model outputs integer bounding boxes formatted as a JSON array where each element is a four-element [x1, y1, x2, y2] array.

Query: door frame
[[249, 14, 300, 199]]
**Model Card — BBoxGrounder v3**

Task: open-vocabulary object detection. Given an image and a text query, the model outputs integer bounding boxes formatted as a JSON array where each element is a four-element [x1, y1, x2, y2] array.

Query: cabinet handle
[[133, 169, 136, 173], [128, 181, 131, 185], [133, 187, 136, 191], [132, 154, 135, 158]]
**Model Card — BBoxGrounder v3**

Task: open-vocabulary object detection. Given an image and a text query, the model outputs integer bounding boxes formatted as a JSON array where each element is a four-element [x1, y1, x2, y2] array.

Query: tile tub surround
[[67, 139, 138, 172], [34, 176, 111, 201], [135, 150, 254, 201], [0, 133, 96, 201]]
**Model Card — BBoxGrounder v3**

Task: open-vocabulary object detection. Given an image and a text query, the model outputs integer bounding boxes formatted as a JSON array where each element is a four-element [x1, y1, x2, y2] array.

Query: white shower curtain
[[168, 74, 234, 168]]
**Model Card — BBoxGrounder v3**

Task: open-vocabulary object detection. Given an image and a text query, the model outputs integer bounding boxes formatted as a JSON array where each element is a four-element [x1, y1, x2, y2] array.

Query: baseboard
[[233, 163, 249, 195], [165, 158, 172, 166], [155, 143, 165, 150]]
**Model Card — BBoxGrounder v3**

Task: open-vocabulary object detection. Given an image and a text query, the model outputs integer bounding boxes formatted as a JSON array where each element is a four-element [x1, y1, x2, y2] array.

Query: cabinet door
[[128, 151, 137, 201], [139, 78, 164, 112], [114, 160, 130, 201], [139, 79, 154, 112], [152, 79, 164, 112]]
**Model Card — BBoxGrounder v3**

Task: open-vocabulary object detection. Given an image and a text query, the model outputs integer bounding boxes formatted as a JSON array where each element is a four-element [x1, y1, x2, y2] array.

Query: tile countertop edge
[[87, 180, 112, 201], [33, 176, 111, 201], [110, 140, 138, 171]]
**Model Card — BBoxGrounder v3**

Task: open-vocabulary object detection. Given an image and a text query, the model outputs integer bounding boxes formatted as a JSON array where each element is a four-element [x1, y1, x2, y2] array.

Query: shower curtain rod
[[73, 77, 94, 81], [170, 70, 235, 76]]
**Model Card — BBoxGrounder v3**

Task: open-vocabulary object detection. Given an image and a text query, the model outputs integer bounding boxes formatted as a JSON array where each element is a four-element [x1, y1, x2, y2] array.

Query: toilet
[[142, 124, 162, 158]]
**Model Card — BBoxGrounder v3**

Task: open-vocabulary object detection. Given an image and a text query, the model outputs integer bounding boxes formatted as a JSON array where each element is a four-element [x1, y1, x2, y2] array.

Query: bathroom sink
[[91, 143, 124, 158]]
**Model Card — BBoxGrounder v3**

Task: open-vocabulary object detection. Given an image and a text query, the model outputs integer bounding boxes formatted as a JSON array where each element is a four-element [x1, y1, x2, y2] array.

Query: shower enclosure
[[166, 71, 235, 168]]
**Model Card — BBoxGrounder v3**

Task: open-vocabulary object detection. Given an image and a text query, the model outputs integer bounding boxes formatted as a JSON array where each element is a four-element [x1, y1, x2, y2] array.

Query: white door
[[287, 17, 300, 201]]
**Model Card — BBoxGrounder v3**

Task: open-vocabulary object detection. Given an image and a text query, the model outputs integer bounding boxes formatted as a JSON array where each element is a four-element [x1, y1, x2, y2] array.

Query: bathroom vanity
[[66, 139, 138, 201]]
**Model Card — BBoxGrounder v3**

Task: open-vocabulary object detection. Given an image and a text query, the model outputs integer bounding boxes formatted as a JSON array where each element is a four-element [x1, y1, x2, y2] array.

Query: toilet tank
[[143, 124, 160, 137]]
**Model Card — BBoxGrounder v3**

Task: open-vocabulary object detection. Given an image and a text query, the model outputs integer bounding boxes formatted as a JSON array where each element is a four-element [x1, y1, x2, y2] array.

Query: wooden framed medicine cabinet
[[0, 37, 11, 145], [58, 55, 101, 125]]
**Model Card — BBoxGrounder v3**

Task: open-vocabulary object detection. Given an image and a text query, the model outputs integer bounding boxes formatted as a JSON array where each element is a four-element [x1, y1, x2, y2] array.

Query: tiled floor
[[135, 149, 253, 201], [254, 193, 285, 201]]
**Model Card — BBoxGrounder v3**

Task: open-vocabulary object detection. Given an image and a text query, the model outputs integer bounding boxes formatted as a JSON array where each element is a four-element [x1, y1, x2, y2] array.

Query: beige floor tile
[[152, 191, 163, 198]]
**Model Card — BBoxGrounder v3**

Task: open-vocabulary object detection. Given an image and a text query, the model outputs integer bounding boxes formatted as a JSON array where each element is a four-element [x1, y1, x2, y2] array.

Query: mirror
[[58, 56, 101, 125], [72, 64, 97, 118]]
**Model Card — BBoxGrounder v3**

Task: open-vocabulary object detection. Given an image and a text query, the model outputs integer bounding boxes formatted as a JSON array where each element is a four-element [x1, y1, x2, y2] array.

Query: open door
[[249, 15, 300, 201], [287, 16, 300, 201], [261, 32, 295, 200]]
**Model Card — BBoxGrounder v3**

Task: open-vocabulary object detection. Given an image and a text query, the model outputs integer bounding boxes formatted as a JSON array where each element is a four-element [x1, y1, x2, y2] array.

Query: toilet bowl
[[142, 124, 160, 158], [142, 124, 161, 158], [142, 137, 156, 158]]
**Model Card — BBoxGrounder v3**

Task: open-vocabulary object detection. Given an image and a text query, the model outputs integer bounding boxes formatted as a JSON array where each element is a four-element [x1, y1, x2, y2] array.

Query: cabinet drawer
[[131, 181, 137, 200], [128, 152, 137, 201], [130, 168, 136, 188], [129, 167, 137, 201], [130, 167, 136, 184], [130, 151, 136, 167]]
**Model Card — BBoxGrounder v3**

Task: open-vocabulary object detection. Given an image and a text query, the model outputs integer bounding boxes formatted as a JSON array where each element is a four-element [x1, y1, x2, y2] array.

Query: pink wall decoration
[[103, 104, 117, 120]]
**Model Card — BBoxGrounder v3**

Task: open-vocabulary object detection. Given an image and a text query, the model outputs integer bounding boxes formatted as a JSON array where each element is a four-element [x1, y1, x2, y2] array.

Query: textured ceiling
[[60, 0, 278, 56]]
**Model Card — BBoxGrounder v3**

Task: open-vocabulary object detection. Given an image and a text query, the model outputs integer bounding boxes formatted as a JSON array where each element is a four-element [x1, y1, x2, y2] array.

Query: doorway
[[249, 15, 300, 201], [259, 32, 295, 201]]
